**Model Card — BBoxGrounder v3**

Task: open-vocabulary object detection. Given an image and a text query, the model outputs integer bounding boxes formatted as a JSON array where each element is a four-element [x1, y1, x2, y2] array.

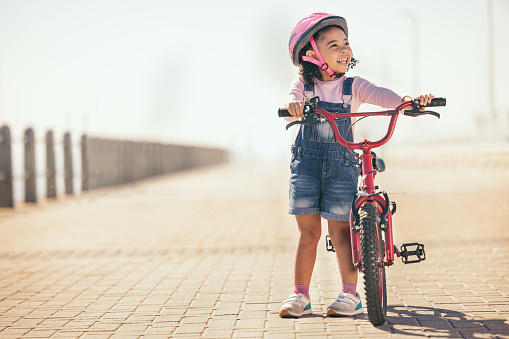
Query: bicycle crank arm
[[396, 243, 426, 264]]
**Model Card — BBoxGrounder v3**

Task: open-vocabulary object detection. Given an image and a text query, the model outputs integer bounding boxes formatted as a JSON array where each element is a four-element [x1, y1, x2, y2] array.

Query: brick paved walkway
[[0, 160, 508, 338]]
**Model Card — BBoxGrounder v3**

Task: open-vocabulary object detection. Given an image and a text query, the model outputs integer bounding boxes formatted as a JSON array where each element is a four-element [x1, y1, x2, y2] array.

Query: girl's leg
[[279, 214, 321, 317], [294, 214, 322, 286], [326, 220, 363, 316], [327, 220, 357, 285]]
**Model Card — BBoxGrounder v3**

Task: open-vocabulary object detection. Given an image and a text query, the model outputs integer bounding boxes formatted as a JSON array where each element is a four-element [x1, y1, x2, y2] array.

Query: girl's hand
[[402, 94, 435, 111], [286, 100, 305, 118]]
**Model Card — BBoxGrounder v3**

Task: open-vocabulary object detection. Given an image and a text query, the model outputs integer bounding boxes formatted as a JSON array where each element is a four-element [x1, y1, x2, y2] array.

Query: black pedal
[[325, 235, 335, 252], [400, 243, 425, 264]]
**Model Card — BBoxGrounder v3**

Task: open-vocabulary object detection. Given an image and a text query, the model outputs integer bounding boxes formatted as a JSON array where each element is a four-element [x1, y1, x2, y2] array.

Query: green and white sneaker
[[279, 293, 312, 317], [327, 292, 363, 316]]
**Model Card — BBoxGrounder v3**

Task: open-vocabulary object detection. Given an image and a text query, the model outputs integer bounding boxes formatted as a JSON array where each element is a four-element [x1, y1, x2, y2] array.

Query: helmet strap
[[301, 37, 344, 79]]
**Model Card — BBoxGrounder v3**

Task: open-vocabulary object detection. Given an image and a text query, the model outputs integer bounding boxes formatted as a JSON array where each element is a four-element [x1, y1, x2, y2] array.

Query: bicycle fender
[[351, 193, 386, 232]]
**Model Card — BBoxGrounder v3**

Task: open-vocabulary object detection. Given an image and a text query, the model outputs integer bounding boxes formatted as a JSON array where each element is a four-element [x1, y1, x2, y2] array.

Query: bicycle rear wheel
[[360, 202, 387, 326]]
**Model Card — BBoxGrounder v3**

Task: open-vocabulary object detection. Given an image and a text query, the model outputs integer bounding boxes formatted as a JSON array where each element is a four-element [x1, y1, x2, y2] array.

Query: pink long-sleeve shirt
[[286, 75, 403, 123]]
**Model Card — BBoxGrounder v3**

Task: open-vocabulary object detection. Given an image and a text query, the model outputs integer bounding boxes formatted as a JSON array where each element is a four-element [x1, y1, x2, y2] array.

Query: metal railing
[[0, 125, 227, 207]]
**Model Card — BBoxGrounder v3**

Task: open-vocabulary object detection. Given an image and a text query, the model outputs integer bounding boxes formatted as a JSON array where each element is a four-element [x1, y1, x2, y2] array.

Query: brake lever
[[285, 96, 322, 130], [286, 114, 323, 130], [421, 110, 440, 119], [404, 107, 440, 119]]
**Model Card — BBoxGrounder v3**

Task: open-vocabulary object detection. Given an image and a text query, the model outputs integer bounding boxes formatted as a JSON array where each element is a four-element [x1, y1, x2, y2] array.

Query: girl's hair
[[298, 26, 359, 86]]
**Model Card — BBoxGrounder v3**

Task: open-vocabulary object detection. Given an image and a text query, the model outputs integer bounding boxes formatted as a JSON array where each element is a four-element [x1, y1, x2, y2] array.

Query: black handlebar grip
[[278, 108, 292, 117], [424, 98, 446, 107]]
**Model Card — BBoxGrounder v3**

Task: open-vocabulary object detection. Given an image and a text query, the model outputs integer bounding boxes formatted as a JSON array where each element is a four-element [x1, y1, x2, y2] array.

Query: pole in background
[[81, 135, 89, 192], [24, 128, 37, 203], [487, 0, 496, 122], [63, 132, 73, 195], [46, 131, 57, 199], [0, 125, 14, 208]]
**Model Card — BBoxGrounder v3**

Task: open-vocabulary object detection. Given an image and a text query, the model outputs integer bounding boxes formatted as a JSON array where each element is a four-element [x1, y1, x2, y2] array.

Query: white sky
[[1, 0, 508, 161]]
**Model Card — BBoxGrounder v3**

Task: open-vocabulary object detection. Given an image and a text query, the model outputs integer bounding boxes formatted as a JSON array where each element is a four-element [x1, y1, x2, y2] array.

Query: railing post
[[0, 125, 14, 208], [46, 131, 56, 199], [119, 141, 126, 184], [24, 128, 36, 203], [81, 134, 89, 192], [88, 137, 97, 189], [63, 132, 73, 195], [125, 141, 133, 183]]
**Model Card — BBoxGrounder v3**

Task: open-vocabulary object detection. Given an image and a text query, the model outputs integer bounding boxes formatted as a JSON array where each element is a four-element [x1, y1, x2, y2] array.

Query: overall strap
[[342, 77, 354, 96], [341, 77, 354, 109], [304, 84, 314, 92]]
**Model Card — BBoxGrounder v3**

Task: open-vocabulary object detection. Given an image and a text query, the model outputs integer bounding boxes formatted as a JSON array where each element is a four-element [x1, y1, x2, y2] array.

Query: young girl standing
[[280, 12, 434, 317]]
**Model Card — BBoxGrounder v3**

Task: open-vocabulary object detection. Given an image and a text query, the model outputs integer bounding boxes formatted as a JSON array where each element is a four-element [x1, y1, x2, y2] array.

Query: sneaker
[[326, 292, 363, 316], [279, 293, 312, 317]]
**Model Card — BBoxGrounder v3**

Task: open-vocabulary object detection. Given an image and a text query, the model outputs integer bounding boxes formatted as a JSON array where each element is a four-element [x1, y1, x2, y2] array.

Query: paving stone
[[173, 323, 206, 334], [49, 330, 87, 338], [202, 328, 234, 337], [235, 318, 266, 329], [79, 332, 116, 338], [265, 332, 296, 339], [23, 328, 57, 337]]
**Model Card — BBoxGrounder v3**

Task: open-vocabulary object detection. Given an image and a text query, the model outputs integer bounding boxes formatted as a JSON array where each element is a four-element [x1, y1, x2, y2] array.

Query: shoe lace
[[282, 293, 302, 304], [335, 293, 357, 304]]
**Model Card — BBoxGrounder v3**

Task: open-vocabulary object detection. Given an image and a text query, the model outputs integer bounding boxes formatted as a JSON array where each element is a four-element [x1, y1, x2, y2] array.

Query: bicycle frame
[[313, 100, 414, 270]]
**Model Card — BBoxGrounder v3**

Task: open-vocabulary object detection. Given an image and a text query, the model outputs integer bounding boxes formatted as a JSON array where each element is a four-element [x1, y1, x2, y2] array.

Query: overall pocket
[[290, 147, 302, 172], [304, 119, 346, 144]]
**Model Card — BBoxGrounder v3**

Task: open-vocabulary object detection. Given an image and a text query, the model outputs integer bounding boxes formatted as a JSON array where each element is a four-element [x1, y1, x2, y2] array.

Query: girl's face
[[307, 26, 353, 80]]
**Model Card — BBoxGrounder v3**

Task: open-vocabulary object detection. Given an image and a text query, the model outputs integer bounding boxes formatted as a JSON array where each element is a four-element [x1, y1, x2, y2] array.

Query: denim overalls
[[289, 77, 360, 222]]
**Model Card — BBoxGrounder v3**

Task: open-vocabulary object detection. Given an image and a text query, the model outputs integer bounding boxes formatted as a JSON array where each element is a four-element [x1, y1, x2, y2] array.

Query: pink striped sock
[[341, 283, 357, 295], [294, 285, 309, 298]]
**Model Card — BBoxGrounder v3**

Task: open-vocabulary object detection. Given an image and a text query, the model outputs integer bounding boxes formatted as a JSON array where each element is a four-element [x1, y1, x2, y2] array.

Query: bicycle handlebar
[[278, 108, 296, 118], [422, 97, 446, 107], [278, 97, 446, 118], [277, 96, 446, 151]]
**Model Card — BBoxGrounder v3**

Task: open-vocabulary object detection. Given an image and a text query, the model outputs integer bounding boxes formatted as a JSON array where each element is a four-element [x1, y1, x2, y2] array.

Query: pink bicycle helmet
[[288, 12, 349, 79]]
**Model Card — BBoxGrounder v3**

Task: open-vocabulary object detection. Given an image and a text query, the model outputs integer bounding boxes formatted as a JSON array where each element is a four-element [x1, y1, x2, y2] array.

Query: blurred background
[[0, 0, 508, 163], [0, 4, 508, 335]]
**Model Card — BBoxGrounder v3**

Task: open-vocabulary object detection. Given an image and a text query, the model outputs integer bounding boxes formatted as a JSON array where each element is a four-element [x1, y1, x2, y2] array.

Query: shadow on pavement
[[381, 305, 509, 337]]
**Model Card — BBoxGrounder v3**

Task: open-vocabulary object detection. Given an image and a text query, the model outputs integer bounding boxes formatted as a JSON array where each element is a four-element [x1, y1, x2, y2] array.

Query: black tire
[[359, 202, 387, 326]]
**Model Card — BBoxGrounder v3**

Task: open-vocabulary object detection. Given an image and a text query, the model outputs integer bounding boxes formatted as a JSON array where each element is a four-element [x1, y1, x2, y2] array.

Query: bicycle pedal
[[399, 242, 425, 264], [325, 235, 335, 252], [390, 201, 397, 215]]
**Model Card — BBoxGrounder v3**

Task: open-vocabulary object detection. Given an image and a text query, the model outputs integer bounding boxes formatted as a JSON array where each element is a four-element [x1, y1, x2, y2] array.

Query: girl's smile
[[306, 26, 353, 80], [338, 57, 348, 65]]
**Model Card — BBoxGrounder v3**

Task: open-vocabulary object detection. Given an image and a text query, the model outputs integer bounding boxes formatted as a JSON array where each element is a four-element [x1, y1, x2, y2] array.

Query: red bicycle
[[278, 96, 446, 326]]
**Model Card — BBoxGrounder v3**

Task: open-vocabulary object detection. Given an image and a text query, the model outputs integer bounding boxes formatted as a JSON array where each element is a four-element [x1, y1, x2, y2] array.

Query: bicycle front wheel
[[360, 202, 387, 326]]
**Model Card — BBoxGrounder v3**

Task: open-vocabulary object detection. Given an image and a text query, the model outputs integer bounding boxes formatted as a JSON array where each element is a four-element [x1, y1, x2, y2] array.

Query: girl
[[280, 12, 434, 318]]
